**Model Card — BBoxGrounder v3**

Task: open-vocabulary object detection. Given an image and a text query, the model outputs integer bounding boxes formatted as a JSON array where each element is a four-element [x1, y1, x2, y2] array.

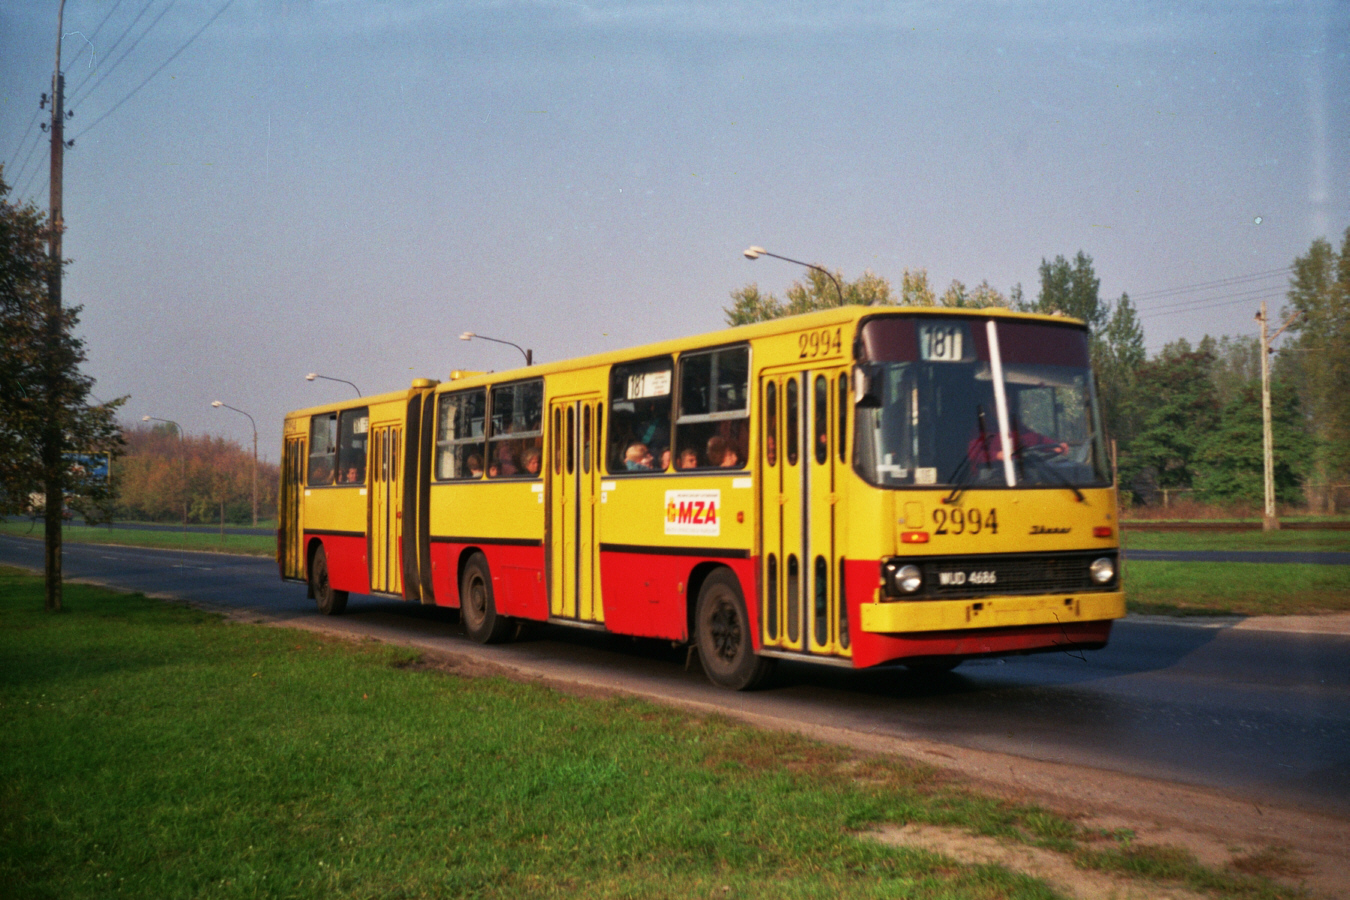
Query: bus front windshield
[[855, 316, 1110, 489]]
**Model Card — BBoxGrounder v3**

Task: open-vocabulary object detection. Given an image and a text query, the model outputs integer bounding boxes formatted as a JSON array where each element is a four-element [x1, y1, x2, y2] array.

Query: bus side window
[[786, 378, 799, 466], [435, 389, 487, 480], [607, 356, 673, 473], [337, 408, 369, 485], [838, 373, 848, 463], [764, 381, 778, 467], [308, 413, 337, 485], [488, 379, 544, 478], [674, 345, 749, 470]]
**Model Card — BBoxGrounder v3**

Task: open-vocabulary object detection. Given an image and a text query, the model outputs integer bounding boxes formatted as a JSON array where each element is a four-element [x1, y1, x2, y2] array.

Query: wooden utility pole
[[42, 0, 68, 611], [1255, 300, 1299, 533]]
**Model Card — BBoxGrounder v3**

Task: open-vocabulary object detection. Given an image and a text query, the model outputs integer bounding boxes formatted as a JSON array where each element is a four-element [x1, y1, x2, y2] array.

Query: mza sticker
[[665, 490, 721, 536]]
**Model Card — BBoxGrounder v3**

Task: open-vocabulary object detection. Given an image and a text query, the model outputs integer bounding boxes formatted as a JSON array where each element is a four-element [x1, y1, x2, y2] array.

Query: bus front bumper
[[860, 591, 1125, 634]]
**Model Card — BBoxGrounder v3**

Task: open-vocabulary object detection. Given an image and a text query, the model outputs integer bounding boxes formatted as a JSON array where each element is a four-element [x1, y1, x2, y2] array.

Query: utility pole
[[42, 0, 69, 611], [1255, 300, 1298, 532]]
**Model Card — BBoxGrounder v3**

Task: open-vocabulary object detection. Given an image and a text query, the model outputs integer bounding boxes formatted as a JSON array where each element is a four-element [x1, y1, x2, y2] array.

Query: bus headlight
[[1089, 557, 1115, 585], [894, 564, 923, 594]]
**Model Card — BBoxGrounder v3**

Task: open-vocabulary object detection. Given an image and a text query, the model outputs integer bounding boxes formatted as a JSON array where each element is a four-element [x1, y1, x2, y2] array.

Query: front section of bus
[[845, 311, 1124, 669]]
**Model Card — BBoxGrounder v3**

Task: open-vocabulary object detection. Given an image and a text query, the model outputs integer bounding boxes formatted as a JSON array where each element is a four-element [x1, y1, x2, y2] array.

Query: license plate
[[936, 569, 997, 587]]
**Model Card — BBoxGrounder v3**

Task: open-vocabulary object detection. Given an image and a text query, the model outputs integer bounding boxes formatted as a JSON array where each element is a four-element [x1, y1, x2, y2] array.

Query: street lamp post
[[142, 415, 187, 530], [211, 401, 258, 527], [460, 332, 533, 366], [743, 245, 845, 306], [305, 373, 362, 396]]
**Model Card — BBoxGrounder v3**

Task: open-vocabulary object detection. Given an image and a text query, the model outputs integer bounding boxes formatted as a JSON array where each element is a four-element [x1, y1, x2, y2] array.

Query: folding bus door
[[280, 434, 306, 580], [368, 424, 403, 596], [547, 395, 603, 623]]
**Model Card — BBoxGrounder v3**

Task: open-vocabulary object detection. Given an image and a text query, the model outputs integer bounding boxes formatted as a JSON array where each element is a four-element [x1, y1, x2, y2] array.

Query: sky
[[3, 0, 1347, 461]]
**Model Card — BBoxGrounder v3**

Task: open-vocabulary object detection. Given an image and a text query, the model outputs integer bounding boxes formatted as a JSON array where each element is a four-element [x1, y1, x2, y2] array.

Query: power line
[[1129, 266, 1292, 303], [63, 0, 132, 74], [6, 107, 41, 170], [73, 0, 237, 143], [70, 0, 180, 109], [6, 122, 45, 193], [1139, 282, 1290, 316], [1137, 291, 1288, 320]]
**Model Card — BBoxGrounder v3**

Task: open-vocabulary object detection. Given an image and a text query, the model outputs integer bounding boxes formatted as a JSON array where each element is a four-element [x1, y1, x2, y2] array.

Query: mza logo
[[665, 490, 721, 536]]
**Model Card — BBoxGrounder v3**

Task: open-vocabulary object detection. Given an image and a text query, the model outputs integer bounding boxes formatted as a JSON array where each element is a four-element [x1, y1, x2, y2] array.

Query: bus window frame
[[486, 377, 545, 480], [606, 354, 674, 476], [307, 412, 337, 486], [336, 407, 369, 486], [434, 387, 488, 481], [673, 342, 751, 472]]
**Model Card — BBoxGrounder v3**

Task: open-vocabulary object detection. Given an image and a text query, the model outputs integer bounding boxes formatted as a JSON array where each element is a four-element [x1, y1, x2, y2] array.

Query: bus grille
[[888, 550, 1118, 600]]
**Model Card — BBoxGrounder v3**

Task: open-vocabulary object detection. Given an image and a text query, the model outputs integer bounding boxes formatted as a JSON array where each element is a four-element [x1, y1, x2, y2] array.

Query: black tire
[[460, 553, 513, 644], [311, 545, 348, 615], [695, 569, 774, 690]]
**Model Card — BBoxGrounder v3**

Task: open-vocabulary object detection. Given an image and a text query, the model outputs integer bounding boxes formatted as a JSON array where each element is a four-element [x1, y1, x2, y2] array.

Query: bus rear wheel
[[460, 553, 513, 644], [695, 570, 773, 690], [310, 545, 348, 615]]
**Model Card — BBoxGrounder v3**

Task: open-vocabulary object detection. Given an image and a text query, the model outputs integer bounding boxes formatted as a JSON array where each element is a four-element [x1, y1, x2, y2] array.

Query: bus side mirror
[[854, 364, 883, 408]]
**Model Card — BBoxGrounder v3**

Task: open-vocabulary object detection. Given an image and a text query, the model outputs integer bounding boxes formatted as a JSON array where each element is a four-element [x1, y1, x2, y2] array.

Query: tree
[[1281, 228, 1350, 511], [1034, 251, 1108, 331], [0, 169, 124, 609], [1198, 334, 1262, 407], [1120, 340, 1219, 499], [1193, 381, 1310, 505]]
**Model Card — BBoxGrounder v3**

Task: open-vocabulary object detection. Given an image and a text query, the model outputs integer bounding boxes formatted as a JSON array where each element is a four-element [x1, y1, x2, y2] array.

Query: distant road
[[73, 521, 275, 538]]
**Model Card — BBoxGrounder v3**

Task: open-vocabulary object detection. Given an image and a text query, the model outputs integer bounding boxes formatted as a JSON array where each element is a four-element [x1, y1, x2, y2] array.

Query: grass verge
[[1124, 530, 1350, 553], [1126, 560, 1350, 617], [0, 520, 273, 556], [0, 569, 1304, 900]]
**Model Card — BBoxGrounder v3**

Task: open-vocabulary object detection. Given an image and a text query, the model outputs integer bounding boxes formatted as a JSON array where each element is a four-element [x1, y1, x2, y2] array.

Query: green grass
[[1123, 529, 1350, 553], [0, 570, 1304, 900], [1126, 560, 1350, 616], [0, 520, 274, 556]]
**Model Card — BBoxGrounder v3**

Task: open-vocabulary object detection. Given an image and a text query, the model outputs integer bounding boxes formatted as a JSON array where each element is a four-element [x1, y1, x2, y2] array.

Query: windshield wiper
[[1012, 443, 1085, 503], [943, 406, 991, 505]]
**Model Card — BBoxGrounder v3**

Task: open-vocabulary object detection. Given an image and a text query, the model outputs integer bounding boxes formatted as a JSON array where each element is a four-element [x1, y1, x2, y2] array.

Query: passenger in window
[[624, 442, 654, 471], [705, 435, 728, 467], [720, 446, 741, 468], [676, 447, 699, 470], [493, 444, 519, 477], [310, 460, 331, 484], [658, 448, 671, 471], [523, 448, 541, 476], [466, 454, 483, 478], [344, 466, 360, 484]]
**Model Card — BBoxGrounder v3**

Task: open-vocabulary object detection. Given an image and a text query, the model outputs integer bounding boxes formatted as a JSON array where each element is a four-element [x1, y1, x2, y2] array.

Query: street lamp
[[211, 401, 258, 527], [743, 245, 845, 306], [142, 415, 187, 528], [305, 373, 362, 396], [460, 331, 533, 366]]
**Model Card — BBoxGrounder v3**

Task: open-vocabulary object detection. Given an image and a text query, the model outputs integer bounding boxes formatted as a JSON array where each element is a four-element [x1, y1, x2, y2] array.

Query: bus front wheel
[[310, 545, 348, 615], [695, 570, 773, 690], [460, 554, 513, 644]]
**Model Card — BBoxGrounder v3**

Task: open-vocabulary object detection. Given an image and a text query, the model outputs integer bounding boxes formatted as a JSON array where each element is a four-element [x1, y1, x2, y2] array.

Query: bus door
[[280, 434, 306, 580], [806, 368, 850, 657], [759, 368, 849, 656], [368, 424, 403, 595], [547, 395, 603, 622]]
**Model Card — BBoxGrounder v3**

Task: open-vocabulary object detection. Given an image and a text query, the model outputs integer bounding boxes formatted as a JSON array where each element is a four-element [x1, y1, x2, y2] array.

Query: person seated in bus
[[720, 446, 741, 468], [966, 421, 1067, 465], [658, 448, 671, 471], [624, 442, 653, 471], [492, 444, 519, 477], [523, 447, 541, 476], [309, 459, 332, 484], [705, 435, 728, 467], [465, 454, 483, 478], [676, 447, 699, 470], [342, 465, 361, 484]]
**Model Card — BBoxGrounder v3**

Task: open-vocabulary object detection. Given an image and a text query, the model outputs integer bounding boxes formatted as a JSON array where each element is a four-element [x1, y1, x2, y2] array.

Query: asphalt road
[[3, 535, 1347, 819]]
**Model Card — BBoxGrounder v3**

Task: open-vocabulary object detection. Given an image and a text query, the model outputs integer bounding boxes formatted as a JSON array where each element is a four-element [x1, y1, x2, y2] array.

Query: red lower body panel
[[599, 551, 756, 644], [428, 541, 548, 621], [310, 533, 368, 596]]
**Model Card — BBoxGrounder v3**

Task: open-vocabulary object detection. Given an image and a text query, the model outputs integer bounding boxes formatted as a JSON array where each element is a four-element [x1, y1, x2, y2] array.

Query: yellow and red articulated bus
[[280, 306, 1124, 689]]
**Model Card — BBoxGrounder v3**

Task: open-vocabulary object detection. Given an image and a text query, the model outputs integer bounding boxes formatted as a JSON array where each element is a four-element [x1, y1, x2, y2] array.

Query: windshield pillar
[[986, 320, 1016, 487]]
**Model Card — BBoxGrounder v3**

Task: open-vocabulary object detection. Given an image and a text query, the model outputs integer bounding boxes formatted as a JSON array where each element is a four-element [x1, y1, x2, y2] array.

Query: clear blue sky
[[3, 0, 1346, 460]]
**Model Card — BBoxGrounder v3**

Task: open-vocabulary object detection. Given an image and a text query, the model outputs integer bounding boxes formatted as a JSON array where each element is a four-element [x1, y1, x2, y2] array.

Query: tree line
[[726, 231, 1350, 512], [115, 424, 279, 525]]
